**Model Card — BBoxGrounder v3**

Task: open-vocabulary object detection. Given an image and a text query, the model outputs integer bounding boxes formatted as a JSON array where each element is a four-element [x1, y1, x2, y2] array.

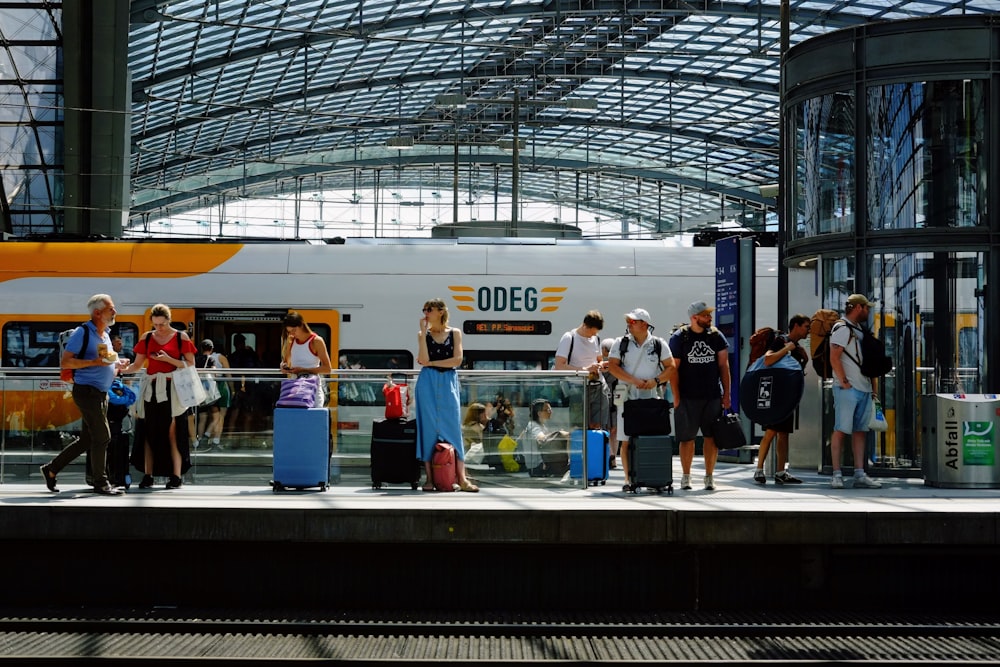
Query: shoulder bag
[[173, 361, 208, 409]]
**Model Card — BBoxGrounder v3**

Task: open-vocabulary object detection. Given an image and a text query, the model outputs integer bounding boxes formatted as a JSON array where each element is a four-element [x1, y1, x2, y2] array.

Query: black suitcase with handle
[[625, 434, 673, 495], [370, 418, 421, 489]]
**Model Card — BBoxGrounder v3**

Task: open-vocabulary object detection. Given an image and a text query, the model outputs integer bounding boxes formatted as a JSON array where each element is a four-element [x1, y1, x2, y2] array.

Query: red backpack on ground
[[431, 442, 458, 492]]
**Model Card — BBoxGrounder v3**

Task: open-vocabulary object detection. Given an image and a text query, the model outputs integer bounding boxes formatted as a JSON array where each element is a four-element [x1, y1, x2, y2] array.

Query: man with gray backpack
[[40, 294, 130, 495]]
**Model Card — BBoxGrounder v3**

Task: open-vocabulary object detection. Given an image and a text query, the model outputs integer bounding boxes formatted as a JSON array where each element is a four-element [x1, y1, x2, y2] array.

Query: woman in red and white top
[[280, 311, 333, 405], [122, 303, 198, 490]]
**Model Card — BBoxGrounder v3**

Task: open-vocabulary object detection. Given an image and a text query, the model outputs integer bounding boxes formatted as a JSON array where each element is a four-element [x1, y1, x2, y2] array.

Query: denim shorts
[[833, 385, 871, 434]]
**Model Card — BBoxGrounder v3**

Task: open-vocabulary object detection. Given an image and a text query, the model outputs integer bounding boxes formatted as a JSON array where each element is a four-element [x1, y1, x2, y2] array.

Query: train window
[[336, 349, 414, 406], [2, 321, 139, 368], [462, 351, 564, 408]]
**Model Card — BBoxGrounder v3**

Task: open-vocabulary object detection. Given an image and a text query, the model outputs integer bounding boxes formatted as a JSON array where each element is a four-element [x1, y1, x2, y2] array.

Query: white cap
[[624, 308, 652, 325]]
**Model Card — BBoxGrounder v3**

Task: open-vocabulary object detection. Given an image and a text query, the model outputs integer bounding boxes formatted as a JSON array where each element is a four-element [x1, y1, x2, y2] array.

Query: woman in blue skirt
[[415, 298, 479, 492]]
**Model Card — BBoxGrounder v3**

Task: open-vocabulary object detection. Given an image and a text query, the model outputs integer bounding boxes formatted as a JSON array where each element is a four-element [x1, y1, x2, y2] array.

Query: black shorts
[[764, 407, 797, 434], [674, 397, 722, 442]]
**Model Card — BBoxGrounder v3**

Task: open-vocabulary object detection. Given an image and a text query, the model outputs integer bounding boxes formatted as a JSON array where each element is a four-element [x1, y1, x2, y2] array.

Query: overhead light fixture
[[759, 184, 779, 198], [497, 139, 527, 151], [386, 137, 414, 148], [434, 94, 468, 108]]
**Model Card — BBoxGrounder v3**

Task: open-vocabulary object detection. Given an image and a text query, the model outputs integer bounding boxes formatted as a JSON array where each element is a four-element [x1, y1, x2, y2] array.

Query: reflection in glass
[[0, 6, 63, 235], [793, 92, 855, 239], [867, 251, 985, 471], [866, 80, 986, 230]]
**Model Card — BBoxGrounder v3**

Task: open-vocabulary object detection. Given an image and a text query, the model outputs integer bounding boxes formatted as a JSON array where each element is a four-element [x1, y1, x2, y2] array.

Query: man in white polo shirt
[[607, 308, 678, 487]]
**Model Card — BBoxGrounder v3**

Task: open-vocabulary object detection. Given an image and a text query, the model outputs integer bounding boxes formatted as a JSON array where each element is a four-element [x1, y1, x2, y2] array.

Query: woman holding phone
[[415, 298, 478, 492]]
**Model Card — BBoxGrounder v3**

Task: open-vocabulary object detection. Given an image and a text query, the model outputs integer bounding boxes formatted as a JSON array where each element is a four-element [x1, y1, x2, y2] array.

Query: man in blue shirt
[[40, 294, 129, 495]]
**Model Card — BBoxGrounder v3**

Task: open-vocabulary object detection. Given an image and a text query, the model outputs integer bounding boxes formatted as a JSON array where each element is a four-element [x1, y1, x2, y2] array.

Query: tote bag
[[173, 362, 207, 409], [276, 375, 320, 408], [868, 396, 889, 432], [201, 374, 221, 405]]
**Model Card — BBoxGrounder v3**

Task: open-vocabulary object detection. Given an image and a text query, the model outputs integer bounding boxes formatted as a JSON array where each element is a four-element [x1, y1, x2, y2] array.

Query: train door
[[192, 308, 339, 442]]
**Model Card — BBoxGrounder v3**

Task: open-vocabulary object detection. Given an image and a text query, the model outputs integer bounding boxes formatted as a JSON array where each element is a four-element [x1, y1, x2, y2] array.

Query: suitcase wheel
[[272, 481, 285, 493], [319, 482, 328, 492], [410, 482, 418, 490], [372, 481, 383, 490]]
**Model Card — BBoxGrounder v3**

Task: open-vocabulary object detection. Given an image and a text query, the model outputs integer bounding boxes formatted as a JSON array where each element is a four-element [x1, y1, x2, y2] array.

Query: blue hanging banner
[[715, 237, 740, 413]]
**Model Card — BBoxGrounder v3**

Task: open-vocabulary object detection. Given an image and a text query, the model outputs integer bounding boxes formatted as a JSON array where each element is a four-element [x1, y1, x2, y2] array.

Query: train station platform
[[4, 461, 999, 615]]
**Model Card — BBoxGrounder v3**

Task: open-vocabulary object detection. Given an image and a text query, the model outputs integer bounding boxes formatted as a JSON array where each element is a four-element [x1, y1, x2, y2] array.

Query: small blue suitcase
[[625, 434, 673, 495], [569, 429, 609, 485], [272, 407, 330, 492]]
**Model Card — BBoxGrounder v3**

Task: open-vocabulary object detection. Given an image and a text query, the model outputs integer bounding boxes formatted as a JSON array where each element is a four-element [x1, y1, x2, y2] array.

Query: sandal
[[459, 481, 479, 493], [422, 483, 435, 492]]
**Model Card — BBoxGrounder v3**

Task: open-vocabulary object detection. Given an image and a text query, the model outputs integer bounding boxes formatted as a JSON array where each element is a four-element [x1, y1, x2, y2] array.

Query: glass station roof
[[4, 1, 1000, 238]]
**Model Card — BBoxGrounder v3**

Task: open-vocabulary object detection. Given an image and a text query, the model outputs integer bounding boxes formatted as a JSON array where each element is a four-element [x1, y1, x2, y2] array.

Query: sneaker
[[138, 474, 155, 489], [774, 471, 802, 485], [165, 475, 183, 490], [852, 473, 882, 489], [39, 464, 59, 493], [753, 469, 766, 485], [680, 474, 692, 490], [704, 475, 716, 490], [830, 474, 845, 489]]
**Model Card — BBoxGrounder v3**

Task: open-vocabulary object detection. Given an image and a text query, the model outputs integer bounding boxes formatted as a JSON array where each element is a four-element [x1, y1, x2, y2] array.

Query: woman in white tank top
[[280, 311, 333, 405]]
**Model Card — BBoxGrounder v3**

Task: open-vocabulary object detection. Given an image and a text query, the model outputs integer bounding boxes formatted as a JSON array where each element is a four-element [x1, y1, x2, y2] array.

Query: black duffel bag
[[623, 398, 671, 436]]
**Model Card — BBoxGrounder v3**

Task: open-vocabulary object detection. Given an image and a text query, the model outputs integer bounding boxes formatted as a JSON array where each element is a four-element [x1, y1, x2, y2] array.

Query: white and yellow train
[[0, 237, 778, 433]]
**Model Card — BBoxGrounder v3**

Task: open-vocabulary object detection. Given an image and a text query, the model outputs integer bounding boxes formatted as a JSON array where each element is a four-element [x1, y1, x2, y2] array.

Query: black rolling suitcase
[[370, 418, 421, 489], [625, 434, 673, 495]]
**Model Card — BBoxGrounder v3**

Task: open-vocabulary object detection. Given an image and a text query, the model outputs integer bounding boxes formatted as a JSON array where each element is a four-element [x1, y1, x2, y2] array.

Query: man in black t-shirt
[[668, 301, 730, 491]]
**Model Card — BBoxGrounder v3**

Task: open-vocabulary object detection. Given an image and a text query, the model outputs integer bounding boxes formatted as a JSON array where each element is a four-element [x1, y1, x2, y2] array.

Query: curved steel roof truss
[[120, 0, 1000, 236]]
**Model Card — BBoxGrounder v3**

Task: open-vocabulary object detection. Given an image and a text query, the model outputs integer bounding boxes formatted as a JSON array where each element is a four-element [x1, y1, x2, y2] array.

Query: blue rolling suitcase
[[569, 429, 610, 486], [625, 434, 673, 495], [272, 407, 330, 492]]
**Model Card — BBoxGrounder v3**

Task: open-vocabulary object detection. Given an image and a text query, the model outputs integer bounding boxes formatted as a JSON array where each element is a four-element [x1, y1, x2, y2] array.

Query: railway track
[[1, 609, 998, 664]]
